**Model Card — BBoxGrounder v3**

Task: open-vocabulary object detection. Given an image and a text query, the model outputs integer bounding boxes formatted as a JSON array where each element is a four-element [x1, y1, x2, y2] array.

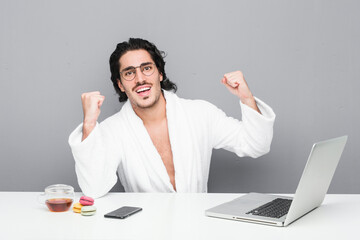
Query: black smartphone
[[104, 206, 142, 219]]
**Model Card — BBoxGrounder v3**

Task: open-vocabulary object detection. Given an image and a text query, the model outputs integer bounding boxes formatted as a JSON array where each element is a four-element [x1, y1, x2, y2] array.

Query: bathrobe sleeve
[[68, 119, 122, 198], [209, 97, 275, 158]]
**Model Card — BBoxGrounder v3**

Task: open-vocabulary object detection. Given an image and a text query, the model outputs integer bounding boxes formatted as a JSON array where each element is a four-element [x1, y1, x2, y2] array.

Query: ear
[[160, 73, 163, 82], [117, 79, 125, 92]]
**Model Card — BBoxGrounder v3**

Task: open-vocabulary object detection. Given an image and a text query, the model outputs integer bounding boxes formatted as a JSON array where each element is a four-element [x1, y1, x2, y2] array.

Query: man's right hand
[[81, 91, 105, 141]]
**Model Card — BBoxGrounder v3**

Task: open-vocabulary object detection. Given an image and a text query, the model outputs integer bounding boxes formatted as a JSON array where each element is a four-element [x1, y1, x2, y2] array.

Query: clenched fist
[[81, 91, 105, 141], [221, 71, 261, 114]]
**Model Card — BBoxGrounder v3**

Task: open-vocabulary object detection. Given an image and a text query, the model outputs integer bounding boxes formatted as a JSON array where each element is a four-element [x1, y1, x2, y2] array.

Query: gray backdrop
[[1, 0, 359, 193]]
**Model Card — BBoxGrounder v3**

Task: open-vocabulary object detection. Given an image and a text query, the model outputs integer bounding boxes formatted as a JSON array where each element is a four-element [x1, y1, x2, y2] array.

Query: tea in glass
[[46, 198, 73, 212], [38, 184, 74, 212]]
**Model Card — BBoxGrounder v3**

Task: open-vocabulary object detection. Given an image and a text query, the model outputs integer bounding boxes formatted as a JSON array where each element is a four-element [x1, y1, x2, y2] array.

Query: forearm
[[221, 71, 261, 114], [240, 96, 261, 115], [82, 120, 97, 141], [239, 97, 275, 156], [211, 97, 275, 158]]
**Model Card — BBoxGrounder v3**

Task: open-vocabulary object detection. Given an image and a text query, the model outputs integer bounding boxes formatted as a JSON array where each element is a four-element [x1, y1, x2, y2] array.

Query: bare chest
[[145, 121, 176, 190]]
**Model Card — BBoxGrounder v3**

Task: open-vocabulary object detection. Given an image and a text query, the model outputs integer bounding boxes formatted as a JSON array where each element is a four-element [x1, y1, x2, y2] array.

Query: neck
[[132, 93, 167, 125]]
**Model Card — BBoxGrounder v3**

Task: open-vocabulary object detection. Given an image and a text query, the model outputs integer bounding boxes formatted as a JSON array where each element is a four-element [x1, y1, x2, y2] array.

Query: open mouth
[[135, 86, 151, 97]]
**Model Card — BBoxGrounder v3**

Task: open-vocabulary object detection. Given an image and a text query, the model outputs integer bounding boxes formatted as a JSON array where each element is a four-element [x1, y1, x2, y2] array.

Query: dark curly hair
[[109, 38, 177, 102]]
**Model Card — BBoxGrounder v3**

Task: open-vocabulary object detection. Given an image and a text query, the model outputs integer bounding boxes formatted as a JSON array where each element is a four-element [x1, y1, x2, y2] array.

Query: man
[[69, 38, 275, 198]]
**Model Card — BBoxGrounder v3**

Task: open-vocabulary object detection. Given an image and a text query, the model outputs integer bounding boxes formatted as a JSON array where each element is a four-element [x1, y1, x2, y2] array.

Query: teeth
[[136, 87, 150, 93]]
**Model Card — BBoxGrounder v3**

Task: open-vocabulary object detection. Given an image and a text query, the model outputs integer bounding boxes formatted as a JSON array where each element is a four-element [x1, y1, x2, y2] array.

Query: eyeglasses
[[119, 63, 156, 81]]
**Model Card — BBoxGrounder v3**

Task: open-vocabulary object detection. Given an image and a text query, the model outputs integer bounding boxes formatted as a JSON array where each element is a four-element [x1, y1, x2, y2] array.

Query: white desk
[[0, 192, 359, 240]]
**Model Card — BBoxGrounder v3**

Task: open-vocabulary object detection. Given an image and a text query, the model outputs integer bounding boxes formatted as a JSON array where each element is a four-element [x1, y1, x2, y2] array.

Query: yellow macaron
[[73, 202, 83, 213]]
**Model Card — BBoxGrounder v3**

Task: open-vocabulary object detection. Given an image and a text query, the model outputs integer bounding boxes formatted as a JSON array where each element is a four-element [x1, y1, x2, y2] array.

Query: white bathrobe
[[68, 91, 275, 198]]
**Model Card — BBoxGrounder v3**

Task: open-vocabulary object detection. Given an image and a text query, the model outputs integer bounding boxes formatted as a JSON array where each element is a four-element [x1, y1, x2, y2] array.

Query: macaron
[[73, 202, 83, 213], [81, 205, 97, 216], [79, 196, 94, 206]]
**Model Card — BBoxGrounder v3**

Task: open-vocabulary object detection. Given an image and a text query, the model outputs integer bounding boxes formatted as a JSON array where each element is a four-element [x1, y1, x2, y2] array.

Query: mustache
[[132, 81, 152, 92]]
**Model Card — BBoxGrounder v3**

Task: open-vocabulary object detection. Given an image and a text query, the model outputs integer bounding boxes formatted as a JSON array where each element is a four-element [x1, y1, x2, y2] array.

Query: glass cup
[[38, 184, 74, 212]]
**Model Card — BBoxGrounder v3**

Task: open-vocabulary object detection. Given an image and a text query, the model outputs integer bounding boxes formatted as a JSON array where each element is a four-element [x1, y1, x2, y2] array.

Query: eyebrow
[[121, 62, 154, 72]]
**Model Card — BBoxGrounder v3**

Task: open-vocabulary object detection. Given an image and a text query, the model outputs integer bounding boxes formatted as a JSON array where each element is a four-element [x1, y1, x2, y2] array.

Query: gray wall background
[[1, 0, 359, 193]]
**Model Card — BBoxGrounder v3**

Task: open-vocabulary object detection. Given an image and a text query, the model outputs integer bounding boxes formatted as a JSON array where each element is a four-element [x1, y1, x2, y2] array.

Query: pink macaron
[[79, 196, 94, 206]]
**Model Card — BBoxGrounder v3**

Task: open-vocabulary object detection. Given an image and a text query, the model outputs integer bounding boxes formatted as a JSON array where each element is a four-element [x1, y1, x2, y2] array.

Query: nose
[[133, 67, 146, 83]]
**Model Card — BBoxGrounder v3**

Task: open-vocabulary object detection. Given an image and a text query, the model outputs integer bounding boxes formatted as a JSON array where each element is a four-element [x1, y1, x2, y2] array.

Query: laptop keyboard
[[246, 198, 292, 219]]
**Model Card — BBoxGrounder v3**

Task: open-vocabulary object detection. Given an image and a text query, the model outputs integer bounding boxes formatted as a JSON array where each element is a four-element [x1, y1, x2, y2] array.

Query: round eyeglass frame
[[119, 63, 156, 81]]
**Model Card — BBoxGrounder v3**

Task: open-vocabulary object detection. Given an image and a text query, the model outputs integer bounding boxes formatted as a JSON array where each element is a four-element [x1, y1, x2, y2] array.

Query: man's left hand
[[221, 71, 261, 114]]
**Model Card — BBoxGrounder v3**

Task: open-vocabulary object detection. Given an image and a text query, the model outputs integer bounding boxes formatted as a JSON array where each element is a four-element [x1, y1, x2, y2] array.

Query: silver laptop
[[205, 136, 348, 227]]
